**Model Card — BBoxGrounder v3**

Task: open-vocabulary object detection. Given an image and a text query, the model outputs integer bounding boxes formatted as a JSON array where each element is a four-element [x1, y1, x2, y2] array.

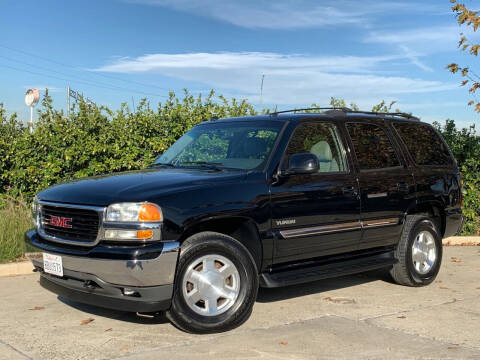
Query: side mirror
[[284, 153, 319, 175]]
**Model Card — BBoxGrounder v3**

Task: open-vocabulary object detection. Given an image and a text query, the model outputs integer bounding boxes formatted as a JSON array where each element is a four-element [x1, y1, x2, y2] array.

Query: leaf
[[105, 328, 113, 332], [28, 306, 44, 311], [323, 296, 356, 304], [80, 318, 95, 325], [280, 341, 288, 345], [469, 82, 480, 93], [397, 315, 406, 319], [440, 286, 449, 290], [446, 63, 459, 73]]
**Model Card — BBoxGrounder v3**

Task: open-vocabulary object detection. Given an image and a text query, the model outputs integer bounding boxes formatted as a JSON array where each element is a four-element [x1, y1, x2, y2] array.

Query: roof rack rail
[[269, 107, 419, 121], [270, 107, 351, 115], [346, 110, 420, 121]]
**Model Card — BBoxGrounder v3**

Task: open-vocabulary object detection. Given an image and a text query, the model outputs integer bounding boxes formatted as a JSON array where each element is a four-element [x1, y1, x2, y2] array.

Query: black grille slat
[[40, 205, 100, 243]]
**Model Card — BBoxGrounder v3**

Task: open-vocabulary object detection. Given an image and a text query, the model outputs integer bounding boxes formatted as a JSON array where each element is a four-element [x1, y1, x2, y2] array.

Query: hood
[[37, 168, 247, 206]]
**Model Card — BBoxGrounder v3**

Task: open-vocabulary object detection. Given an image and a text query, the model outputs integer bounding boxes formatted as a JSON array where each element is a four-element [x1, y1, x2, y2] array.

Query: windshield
[[154, 121, 283, 170]]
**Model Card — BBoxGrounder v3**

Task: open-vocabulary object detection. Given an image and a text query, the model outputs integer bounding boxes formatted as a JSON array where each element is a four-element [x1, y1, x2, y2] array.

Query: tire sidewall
[[405, 219, 442, 285], [169, 234, 258, 333]]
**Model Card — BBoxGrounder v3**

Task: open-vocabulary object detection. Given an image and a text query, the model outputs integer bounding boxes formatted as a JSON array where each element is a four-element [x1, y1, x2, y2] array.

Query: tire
[[166, 231, 259, 333], [390, 215, 442, 286]]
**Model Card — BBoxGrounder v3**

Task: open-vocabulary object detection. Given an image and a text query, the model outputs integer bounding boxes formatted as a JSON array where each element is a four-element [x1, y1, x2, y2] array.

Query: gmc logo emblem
[[49, 215, 73, 229]]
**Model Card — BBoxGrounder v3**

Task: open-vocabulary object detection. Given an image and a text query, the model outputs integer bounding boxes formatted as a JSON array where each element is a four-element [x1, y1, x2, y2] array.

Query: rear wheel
[[390, 215, 442, 286], [166, 232, 258, 333]]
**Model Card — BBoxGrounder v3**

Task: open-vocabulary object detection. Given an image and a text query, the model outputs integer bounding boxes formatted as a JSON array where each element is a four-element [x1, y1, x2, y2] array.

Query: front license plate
[[43, 253, 63, 277]]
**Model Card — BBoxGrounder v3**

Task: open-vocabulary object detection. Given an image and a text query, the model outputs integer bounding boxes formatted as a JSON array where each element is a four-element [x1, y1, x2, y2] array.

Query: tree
[[446, 0, 480, 112]]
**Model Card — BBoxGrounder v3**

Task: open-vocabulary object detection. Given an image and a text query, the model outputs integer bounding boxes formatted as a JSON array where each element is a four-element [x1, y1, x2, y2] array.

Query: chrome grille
[[38, 202, 103, 246]]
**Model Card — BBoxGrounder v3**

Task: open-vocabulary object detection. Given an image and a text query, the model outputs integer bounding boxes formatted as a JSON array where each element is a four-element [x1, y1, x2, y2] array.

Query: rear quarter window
[[393, 122, 454, 166]]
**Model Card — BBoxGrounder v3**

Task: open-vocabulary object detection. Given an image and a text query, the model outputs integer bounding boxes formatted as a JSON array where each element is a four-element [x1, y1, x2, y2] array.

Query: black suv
[[25, 108, 463, 333]]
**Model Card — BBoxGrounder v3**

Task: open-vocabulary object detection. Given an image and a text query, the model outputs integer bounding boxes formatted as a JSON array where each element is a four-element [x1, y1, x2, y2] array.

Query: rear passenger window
[[347, 123, 400, 170], [393, 122, 454, 166]]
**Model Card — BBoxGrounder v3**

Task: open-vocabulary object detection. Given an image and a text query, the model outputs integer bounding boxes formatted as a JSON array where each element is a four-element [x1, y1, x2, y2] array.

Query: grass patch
[[0, 197, 32, 263]]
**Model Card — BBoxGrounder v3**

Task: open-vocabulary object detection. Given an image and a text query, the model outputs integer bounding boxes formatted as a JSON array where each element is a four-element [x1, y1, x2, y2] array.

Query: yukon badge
[[276, 219, 296, 226]]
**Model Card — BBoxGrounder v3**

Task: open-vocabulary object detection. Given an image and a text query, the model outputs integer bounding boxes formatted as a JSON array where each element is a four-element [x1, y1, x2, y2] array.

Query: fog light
[[123, 288, 140, 297], [104, 229, 137, 239], [104, 229, 154, 241], [136, 230, 153, 239]]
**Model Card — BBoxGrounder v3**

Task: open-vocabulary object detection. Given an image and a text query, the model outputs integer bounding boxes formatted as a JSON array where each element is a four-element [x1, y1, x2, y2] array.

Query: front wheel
[[166, 232, 258, 333], [390, 215, 442, 286]]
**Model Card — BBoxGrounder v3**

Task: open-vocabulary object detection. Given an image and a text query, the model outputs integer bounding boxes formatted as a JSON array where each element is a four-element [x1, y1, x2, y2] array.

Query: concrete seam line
[[357, 295, 480, 321], [361, 317, 480, 352], [111, 314, 334, 359], [0, 338, 35, 360], [331, 313, 480, 352]]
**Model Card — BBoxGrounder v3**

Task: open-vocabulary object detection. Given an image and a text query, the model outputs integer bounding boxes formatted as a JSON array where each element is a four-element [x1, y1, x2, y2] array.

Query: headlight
[[105, 202, 163, 222]]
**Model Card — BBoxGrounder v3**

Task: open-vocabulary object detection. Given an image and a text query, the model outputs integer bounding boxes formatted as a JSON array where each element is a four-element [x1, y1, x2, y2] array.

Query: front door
[[270, 121, 361, 264], [345, 121, 415, 249]]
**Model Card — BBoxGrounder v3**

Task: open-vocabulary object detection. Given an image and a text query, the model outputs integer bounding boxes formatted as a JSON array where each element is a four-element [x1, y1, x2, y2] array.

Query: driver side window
[[284, 122, 348, 173]]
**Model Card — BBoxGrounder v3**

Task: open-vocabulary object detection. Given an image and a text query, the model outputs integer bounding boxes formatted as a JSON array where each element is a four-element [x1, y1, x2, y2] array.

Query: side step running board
[[260, 254, 397, 288]]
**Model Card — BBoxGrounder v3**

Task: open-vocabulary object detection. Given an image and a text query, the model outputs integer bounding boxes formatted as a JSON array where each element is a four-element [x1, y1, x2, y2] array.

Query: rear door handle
[[397, 182, 409, 193]]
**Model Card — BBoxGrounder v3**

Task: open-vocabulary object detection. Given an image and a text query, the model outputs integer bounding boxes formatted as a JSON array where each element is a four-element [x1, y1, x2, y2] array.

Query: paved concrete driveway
[[1, 246, 479, 360]]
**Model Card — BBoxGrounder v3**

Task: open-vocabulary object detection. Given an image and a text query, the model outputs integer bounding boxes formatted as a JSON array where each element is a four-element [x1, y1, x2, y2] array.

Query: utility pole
[[66, 86, 70, 118], [260, 74, 265, 106]]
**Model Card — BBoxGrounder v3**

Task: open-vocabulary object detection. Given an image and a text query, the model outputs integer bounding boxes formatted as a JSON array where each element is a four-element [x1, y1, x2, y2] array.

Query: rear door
[[345, 121, 415, 249], [270, 120, 361, 264]]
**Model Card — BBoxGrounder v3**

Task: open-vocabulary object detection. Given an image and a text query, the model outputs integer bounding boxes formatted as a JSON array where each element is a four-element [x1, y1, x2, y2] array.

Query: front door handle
[[342, 186, 358, 198]]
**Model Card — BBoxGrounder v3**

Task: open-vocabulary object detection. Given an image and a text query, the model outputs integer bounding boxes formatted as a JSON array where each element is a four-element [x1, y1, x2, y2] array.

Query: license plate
[[43, 253, 63, 277]]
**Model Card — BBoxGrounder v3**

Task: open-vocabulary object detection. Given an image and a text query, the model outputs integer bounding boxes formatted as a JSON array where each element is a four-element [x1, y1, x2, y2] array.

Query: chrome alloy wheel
[[411, 230, 437, 275], [182, 254, 240, 316]]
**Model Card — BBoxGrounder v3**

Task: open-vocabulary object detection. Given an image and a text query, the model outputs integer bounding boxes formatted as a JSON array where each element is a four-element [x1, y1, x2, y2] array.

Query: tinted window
[[347, 123, 400, 170], [394, 122, 454, 166], [284, 122, 347, 173]]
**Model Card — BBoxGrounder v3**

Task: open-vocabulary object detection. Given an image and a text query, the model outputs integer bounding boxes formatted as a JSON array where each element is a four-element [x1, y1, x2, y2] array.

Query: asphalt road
[[1, 246, 479, 360]]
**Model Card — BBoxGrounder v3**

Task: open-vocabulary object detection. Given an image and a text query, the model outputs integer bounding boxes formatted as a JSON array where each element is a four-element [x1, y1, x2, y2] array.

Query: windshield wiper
[[180, 161, 224, 170], [151, 162, 176, 168]]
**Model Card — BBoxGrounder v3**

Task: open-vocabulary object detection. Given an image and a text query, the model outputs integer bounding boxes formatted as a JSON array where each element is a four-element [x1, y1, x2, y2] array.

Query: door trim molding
[[279, 217, 399, 239]]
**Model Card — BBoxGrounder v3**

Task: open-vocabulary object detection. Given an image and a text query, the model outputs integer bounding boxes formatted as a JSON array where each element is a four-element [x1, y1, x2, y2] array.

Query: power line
[[0, 63, 169, 98], [0, 54, 171, 97], [0, 43, 173, 92]]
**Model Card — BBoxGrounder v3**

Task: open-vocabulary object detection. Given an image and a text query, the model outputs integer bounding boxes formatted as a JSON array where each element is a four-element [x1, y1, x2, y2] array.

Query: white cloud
[[125, 0, 443, 29], [364, 26, 461, 54], [94, 51, 457, 106]]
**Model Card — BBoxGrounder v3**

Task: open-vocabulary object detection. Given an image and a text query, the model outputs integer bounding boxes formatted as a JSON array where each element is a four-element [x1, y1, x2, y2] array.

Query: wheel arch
[[179, 216, 263, 272], [406, 201, 446, 237]]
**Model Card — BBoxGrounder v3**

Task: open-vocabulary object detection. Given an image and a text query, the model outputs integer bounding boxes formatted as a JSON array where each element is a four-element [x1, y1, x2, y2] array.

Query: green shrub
[[0, 91, 255, 199], [434, 120, 480, 235], [0, 197, 32, 262]]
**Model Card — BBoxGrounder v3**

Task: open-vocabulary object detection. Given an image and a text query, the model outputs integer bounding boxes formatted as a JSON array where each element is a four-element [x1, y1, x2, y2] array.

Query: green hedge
[[0, 92, 478, 235], [0, 91, 255, 198], [434, 120, 480, 235]]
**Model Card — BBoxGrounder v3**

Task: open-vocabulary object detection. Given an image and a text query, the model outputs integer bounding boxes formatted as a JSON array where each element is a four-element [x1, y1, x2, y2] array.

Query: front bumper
[[25, 230, 179, 312]]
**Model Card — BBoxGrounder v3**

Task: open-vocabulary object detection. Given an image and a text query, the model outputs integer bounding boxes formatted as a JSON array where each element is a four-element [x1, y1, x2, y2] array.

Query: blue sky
[[0, 0, 478, 128]]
